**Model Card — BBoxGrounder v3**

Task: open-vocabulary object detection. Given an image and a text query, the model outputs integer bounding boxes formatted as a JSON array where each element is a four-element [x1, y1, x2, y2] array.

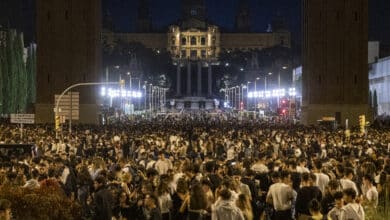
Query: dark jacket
[[92, 186, 114, 220]]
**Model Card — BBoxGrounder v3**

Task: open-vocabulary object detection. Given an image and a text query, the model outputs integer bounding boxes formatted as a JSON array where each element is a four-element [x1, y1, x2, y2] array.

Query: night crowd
[[0, 114, 390, 220]]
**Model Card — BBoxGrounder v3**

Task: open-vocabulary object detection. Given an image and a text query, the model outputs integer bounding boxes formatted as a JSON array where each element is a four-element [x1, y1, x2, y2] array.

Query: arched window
[[201, 37, 206, 45], [181, 37, 186, 45], [191, 36, 196, 45]]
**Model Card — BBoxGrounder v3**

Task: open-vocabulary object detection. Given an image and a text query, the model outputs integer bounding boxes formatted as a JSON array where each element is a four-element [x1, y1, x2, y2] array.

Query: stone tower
[[235, 0, 251, 32], [136, 0, 152, 32], [302, 0, 369, 126], [36, 0, 101, 123]]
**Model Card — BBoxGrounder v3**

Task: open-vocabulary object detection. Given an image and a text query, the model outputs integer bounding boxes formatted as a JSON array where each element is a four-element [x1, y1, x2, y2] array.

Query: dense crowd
[[0, 114, 390, 220]]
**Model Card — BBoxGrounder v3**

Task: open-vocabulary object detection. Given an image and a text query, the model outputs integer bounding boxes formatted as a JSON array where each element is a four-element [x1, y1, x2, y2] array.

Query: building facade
[[102, 0, 291, 109], [369, 56, 390, 116], [302, 0, 369, 126], [36, 0, 102, 123]]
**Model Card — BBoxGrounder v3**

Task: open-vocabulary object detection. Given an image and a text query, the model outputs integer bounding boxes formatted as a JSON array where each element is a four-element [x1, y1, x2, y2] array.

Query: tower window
[[354, 75, 357, 84], [181, 37, 186, 45], [47, 11, 51, 20], [190, 9, 197, 16], [171, 37, 175, 45], [354, 12, 358, 21], [191, 36, 196, 45], [201, 37, 206, 45], [65, 10, 69, 20], [318, 75, 321, 84]]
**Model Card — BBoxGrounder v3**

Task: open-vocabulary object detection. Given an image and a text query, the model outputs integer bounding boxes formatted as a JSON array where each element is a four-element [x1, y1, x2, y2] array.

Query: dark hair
[[334, 191, 343, 200], [343, 188, 357, 199], [327, 180, 340, 190], [309, 199, 321, 212], [344, 167, 354, 177], [95, 175, 107, 185], [190, 183, 208, 210], [314, 160, 322, 170], [280, 170, 290, 179], [0, 199, 11, 211], [302, 172, 310, 182], [363, 174, 374, 183], [219, 188, 232, 200]]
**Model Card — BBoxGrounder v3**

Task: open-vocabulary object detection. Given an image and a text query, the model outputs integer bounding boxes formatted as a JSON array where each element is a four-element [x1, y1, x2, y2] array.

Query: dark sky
[[103, 0, 301, 33], [0, 0, 389, 54]]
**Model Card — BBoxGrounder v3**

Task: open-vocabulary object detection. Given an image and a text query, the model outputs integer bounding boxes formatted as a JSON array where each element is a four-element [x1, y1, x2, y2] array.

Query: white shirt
[[251, 162, 269, 173], [340, 203, 365, 220], [365, 185, 378, 207], [340, 178, 359, 196], [314, 173, 330, 195], [266, 182, 294, 211]]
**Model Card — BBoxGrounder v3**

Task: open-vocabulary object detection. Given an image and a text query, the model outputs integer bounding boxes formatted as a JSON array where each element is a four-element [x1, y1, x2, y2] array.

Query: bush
[[0, 185, 81, 220]]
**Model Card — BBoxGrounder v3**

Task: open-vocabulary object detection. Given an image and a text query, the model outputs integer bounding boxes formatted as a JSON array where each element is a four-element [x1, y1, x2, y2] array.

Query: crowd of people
[[0, 114, 390, 220]]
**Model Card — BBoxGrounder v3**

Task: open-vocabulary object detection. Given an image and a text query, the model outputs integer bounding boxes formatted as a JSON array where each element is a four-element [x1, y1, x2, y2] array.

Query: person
[[144, 193, 162, 220], [0, 199, 12, 220], [340, 188, 364, 220], [295, 173, 322, 220], [312, 160, 330, 196], [327, 192, 344, 220], [308, 199, 323, 220], [157, 182, 172, 220], [212, 188, 245, 220], [339, 168, 359, 197], [321, 180, 341, 216], [155, 151, 172, 175], [266, 171, 294, 220], [236, 194, 253, 220], [181, 183, 208, 220], [91, 175, 114, 220], [361, 174, 378, 208], [23, 169, 40, 190]]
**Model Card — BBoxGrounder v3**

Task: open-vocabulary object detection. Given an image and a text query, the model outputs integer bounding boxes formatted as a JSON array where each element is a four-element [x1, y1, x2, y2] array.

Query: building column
[[197, 61, 202, 96], [176, 63, 181, 96], [187, 61, 191, 96], [208, 63, 212, 96]]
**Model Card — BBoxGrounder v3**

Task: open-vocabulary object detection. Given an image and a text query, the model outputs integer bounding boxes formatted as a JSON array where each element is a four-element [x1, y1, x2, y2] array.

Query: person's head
[[236, 194, 251, 211], [201, 178, 212, 192], [333, 191, 344, 209], [343, 188, 357, 204], [0, 199, 11, 220], [362, 174, 374, 186], [121, 172, 132, 183], [344, 167, 354, 179], [280, 170, 291, 184], [327, 180, 340, 195], [309, 199, 321, 216], [219, 188, 232, 201], [94, 175, 106, 190]]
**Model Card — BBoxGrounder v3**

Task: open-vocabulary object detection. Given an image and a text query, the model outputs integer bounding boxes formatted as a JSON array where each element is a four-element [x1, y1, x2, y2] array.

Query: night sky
[[0, 0, 389, 56], [102, 0, 301, 33]]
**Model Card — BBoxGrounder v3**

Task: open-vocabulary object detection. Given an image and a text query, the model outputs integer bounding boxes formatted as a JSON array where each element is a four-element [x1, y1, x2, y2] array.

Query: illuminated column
[[176, 63, 181, 96], [187, 61, 191, 96], [197, 61, 202, 96], [208, 63, 212, 96]]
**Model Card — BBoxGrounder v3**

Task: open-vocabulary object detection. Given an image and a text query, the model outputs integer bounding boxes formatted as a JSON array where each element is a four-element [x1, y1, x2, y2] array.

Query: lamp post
[[55, 81, 122, 138], [246, 82, 251, 110], [254, 77, 260, 110]]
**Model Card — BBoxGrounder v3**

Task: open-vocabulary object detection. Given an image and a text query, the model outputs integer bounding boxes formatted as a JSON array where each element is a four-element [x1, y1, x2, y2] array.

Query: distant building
[[369, 56, 390, 116], [102, 0, 291, 109], [35, 0, 102, 123], [302, 0, 369, 126]]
